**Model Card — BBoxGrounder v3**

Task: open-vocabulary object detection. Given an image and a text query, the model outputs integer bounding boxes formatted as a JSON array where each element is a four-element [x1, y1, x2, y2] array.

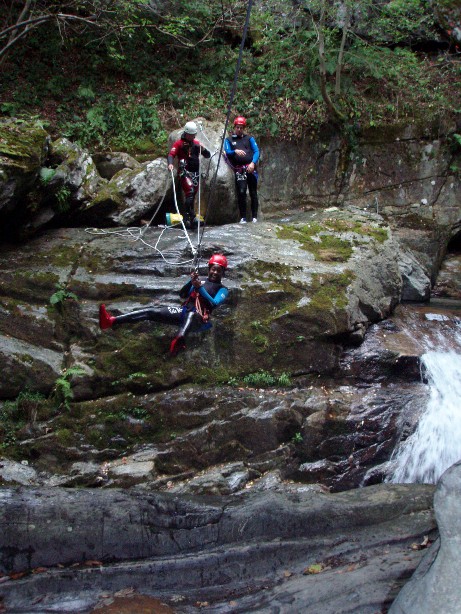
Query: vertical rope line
[[193, 0, 254, 268]]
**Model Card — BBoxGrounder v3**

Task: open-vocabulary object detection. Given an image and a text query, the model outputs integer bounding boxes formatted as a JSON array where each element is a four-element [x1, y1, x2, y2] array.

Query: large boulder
[[16, 138, 107, 237], [0, 118, 49, 237], [84, 157, 171, 225], [92, 151, 142, 180], [389, 460, 461, 614], [0, 207, 402, 399]]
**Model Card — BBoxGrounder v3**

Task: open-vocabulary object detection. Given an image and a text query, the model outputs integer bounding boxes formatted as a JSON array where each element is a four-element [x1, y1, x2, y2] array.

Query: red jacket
[[168, 134, 211, 173]]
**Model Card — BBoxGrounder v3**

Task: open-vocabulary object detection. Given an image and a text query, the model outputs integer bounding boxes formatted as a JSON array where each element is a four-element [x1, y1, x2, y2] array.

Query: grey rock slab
[[0, 483, 436, 613]]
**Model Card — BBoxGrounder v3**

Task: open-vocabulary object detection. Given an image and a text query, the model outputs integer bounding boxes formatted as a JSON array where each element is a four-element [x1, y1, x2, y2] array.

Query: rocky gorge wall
[[1, 116, 461, 612]]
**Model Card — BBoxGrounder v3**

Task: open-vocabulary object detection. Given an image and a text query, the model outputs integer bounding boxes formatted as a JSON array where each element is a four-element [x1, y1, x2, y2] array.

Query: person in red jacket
[[99, 254, 229, 356], [167, 121, 211, 228]]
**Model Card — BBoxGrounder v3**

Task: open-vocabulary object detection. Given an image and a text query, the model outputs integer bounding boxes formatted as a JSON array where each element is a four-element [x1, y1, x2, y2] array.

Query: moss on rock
[[0, 118, 48, 172]]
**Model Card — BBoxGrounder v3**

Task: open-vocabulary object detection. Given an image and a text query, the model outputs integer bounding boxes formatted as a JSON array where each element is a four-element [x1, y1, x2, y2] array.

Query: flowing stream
[[390, 312, 461, 484]]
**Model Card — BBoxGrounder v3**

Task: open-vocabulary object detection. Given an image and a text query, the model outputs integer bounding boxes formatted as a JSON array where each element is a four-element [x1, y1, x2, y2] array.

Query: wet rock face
[[0, 207, 402, 399], [2, 213, 459, 497], [0, 208, 413, 496], [0, 119, 459, 612], [0, 483, 437, 613], [0, 379, 429, 495], [390, 461, 461, 614]]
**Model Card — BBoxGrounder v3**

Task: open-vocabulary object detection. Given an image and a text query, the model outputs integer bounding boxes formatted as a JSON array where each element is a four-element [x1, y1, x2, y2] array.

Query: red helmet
[[208, 254, 228, 269], [234, 116, 247, 127]]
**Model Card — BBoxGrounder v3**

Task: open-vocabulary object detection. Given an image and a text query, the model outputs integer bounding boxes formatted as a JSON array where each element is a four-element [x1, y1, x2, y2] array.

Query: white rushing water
[[391, 348, 461, 484]]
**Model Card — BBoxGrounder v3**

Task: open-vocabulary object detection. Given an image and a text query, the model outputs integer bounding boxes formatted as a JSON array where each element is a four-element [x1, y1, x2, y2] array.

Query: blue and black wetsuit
[[112, 277, 228, 339], [224, 132, 260, 220]]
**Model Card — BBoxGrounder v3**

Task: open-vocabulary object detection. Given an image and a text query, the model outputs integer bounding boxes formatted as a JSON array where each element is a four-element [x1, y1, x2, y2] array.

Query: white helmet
[[183, 121, 198, 135]]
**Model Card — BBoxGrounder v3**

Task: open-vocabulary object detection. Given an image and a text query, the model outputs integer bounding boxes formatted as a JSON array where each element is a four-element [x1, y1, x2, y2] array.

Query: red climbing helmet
[[208, 254, 228, 269], [233, 116, 247, 127]]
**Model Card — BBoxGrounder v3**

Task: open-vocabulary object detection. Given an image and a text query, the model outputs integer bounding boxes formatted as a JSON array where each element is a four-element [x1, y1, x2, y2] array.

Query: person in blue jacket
[[99, 254, 229, 356], [224, 116, 260, 223]]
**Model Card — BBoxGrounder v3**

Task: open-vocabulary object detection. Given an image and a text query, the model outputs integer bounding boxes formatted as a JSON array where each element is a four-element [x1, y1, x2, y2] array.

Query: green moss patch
[[0, 119, 48, 167], [276, 219, 389, 262]]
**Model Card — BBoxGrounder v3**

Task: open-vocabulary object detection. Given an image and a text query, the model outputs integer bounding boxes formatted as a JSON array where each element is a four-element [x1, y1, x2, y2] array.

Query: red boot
[[99, 304, 115, 330], [170, 335, 186, 356]]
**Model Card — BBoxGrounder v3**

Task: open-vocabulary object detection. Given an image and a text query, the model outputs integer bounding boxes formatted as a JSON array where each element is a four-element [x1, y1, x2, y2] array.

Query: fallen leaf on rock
[[421, 535, 431, 547], [410, 535, 432, 551], [9, 571, 27, 580], [283, 570, 293, 578], [32, 567, 48, 574], [303, 563, 324, 575], [196, 601, 209, 608], [85, 560, 103, 567]]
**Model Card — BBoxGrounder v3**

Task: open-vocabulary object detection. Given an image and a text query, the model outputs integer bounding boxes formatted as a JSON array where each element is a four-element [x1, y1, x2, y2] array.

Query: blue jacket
[[224, 133, 259, 166]]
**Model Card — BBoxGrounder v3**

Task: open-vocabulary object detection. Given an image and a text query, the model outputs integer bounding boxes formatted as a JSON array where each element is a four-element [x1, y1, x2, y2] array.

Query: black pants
[[114, 306, 202, 337], [235, 170, 259, 219]]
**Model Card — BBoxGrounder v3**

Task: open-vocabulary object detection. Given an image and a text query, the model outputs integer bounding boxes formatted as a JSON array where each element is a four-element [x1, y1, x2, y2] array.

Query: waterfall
[[391, 346, 461, 484]]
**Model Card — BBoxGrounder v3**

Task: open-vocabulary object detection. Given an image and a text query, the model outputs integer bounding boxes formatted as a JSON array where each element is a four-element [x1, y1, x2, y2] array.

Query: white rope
[[85, 225, 196, 266], [85, 169, 196, 266], [170, 168, 197, 256]]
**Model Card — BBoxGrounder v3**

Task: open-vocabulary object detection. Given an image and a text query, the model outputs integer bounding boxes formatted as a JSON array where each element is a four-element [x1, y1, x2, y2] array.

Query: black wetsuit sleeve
[[201, 146, 211, 159], [179, 280, 193, 298]]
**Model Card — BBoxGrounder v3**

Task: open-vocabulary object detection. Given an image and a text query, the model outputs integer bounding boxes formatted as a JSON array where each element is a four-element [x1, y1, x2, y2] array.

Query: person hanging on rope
[[168, 121, 211, 229], [224, 116, 260, 224], [99, 254, 229, 356]]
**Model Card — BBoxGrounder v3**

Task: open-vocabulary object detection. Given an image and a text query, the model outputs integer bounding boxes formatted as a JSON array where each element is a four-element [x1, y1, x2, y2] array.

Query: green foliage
[[368, 0, 437, 44], [50, 283, 78, 309], [292, 432, 304, 444], [242, 370, 292, 388], [39, 167, 56, 185], [62, 92, 167, 152], [55, 186, 71, 212], [52, 367, 86, 411], [1, 102, 19, 117], [0, 0, 459, 143], [0, 390, 47, 451]]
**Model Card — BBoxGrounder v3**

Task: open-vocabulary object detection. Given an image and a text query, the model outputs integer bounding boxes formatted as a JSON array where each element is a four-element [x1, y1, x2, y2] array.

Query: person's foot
[[239, 218, 247, 224], [170, 335, 186, 356], [99, 304, 115, 330], [252, 217, 257, 223]]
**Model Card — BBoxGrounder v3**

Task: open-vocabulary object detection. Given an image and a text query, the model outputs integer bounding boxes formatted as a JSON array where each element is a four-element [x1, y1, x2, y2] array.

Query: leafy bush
[[62, 93, 168, 152], [0, 0, 459, 144], [39, 167, 56, 185], [55, 186, 71, 212], [0, 390, 47, 451], [52, 367, 86, 411], [50, 283, 78, 309], [242, 370, 292, 388]]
